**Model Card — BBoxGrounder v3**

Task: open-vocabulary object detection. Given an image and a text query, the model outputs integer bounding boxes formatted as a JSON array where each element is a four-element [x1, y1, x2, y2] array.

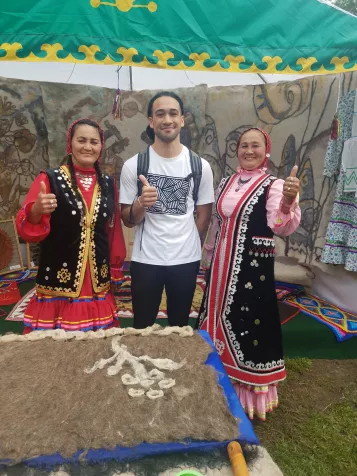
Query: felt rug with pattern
[[0, 269, 37, 283], [284, 294, 357, 342], [0, 282, 21, 306], [5, 277, 356, 343]]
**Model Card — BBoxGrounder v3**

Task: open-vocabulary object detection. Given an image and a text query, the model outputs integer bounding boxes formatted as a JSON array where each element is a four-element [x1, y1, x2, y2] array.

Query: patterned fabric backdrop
[[0, 79, 49, 217], [1, 73, 357, 283]]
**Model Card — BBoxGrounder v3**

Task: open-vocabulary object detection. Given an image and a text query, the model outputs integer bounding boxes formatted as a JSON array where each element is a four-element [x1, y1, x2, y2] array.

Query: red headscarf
[[236, 127, 271, 169], [66, 118, 105, 160]]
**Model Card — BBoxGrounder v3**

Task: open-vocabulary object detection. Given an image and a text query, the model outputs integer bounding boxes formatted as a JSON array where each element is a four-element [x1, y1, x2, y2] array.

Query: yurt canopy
[[1, 0, 357, 74]]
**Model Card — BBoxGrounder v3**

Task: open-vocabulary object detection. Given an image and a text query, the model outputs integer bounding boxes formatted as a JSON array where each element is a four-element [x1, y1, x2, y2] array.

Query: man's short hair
[[147, 91, 184, 117]]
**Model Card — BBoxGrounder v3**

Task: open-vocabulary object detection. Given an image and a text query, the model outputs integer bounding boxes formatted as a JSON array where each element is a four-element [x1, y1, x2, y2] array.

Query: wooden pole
[[227, 441, 250, 476]]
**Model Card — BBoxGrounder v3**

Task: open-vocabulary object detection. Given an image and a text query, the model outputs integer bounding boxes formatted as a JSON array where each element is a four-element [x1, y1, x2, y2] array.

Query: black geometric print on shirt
[[146, 173, 191, 215]]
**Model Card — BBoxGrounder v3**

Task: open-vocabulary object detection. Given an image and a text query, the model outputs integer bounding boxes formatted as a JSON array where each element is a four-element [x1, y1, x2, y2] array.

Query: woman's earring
[[266, 153, 270, 158]]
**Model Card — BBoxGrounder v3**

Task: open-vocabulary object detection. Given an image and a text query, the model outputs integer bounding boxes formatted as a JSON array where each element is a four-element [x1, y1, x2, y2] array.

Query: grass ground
[[255, 358, 357, 476]]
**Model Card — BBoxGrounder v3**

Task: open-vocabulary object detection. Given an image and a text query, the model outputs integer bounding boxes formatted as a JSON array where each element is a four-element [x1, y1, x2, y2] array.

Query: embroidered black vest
[[216, 174, 275, 254], [36, 166, 115, 298], [199, 174, 284, 377], [214, 175, 277, 309]]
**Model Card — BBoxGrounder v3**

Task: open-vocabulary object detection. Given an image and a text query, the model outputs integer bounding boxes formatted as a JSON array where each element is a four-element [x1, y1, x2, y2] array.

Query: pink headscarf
[[236, 127, 271, 169], [66, 118, 105, 160]]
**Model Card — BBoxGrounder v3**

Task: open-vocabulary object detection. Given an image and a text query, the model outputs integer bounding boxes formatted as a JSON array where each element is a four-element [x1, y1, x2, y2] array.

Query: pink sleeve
[[201, 214, 219, 269], [15, 173, 51, 243], [266, 179, 301, 236], [108, 181, 126, 283]]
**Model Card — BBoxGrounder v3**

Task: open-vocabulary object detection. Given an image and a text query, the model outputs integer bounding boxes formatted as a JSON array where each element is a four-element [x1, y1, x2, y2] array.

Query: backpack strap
[[189, 149, 202, 205], [137, 146, 150, 196]]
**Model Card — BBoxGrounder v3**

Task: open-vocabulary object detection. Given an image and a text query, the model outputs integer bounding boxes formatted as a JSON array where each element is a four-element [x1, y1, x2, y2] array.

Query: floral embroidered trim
[[248, 247, 275, 258], [252, 237, 275, 247], [101, 264, 109, 278], [57, 268, 71, 283], [89, 187, 101, 290], [88, 187, 110, 293], [223, 177, 274, 317], [242, 359, 285, 371], [215, 339, 225, 356]]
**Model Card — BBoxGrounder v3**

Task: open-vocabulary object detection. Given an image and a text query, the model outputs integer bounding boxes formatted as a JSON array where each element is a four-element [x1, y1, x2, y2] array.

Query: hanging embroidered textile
[[321, 90, 357, 272], [342, 93, 357, 193]]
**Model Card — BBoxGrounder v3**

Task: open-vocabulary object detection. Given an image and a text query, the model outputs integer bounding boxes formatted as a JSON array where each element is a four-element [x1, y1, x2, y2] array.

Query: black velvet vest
[[199, 174, 284, 382], [36, 166, 114, 298]]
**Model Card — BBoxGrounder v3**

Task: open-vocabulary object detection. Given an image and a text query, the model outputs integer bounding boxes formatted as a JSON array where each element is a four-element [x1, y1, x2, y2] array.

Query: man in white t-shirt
[[120, 91, 214, 329]]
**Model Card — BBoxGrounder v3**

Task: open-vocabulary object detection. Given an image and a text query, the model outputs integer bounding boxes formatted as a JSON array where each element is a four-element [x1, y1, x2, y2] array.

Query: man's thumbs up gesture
[[138, 175, 158, 208], [282, 165, 300, 205]]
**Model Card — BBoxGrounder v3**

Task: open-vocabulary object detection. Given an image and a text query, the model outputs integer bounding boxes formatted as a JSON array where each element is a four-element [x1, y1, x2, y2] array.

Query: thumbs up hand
[[32, 180, 58, 215], [138, 175, 158, 208], [282, 165, 300, 205]]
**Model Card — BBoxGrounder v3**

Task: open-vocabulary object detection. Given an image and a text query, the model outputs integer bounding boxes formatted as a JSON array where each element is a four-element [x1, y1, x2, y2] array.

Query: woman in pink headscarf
[[16, 119, 126, 333], [197, 128, 300, 421]]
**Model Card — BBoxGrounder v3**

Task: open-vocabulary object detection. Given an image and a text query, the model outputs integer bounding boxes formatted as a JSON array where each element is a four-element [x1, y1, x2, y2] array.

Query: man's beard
[[155, 128, 181, 143]]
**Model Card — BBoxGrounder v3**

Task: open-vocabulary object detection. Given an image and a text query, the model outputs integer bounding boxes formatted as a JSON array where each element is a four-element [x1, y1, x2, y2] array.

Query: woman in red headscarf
[[197, 128, 301, 421], [16, 118, 126, 332]]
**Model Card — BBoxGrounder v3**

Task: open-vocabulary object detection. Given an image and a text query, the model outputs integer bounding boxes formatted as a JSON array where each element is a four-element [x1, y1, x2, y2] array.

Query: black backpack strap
[[137, 146, 150, 196], [105, 175, 116, 225], [189, 149, 202, 205]]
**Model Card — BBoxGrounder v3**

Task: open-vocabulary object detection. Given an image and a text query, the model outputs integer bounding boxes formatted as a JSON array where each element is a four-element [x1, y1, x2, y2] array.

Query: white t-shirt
[[120, 145, 214, 266]]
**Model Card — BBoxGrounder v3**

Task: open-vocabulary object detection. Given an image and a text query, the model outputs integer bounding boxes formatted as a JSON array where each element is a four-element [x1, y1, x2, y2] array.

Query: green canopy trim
[[1, 0, 357, 75]]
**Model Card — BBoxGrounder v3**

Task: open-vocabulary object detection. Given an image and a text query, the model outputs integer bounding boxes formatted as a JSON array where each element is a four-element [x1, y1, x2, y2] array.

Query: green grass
[[267, 401, 357, 476], [285, 357, 313, 373], [255, 359, 357, 476]]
